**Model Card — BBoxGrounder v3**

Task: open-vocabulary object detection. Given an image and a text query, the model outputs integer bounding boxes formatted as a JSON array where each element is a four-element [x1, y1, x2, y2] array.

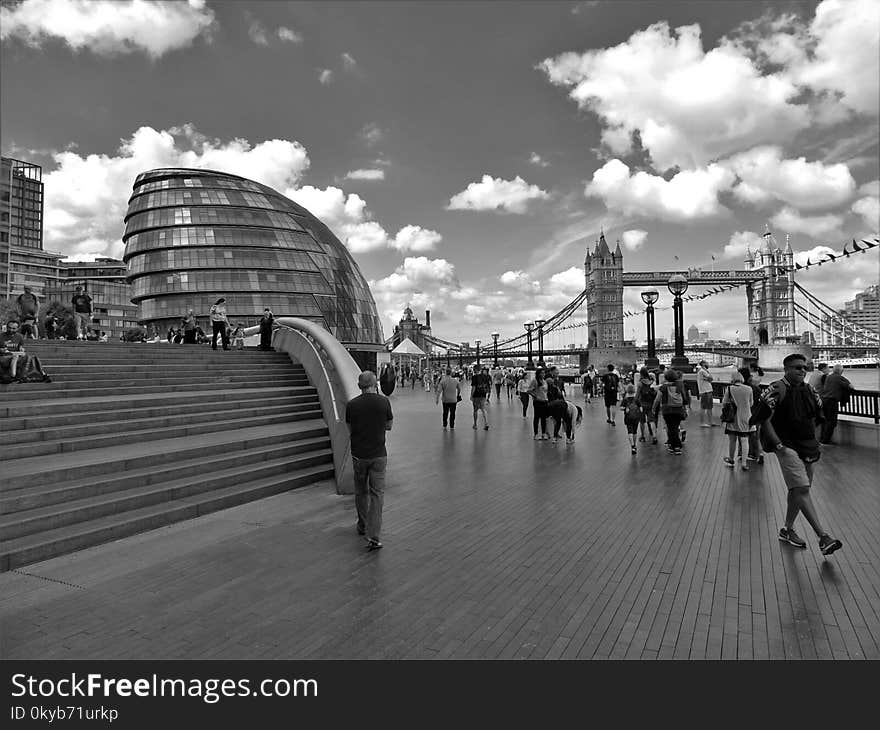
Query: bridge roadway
[[1, 385, 877, 660]]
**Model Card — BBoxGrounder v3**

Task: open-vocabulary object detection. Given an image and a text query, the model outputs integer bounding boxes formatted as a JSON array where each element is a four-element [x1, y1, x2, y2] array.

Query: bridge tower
[[585, 231, 624, 347], [745, 229, 796, 345]]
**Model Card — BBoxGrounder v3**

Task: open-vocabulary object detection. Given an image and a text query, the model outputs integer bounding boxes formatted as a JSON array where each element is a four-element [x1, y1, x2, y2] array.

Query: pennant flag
[[796, 263, 804, 270], [852, 240, 863, 251]]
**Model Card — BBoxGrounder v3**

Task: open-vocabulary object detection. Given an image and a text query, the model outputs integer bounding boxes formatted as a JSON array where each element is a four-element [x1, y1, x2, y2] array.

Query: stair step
[[0, 386, 317, 417], [2, 401, 321, 444], [43, 364, 300, 376], [0, 380, 309, 401], [2, 420, 329, 488], [1, 449, 333, 539], [2, 374, 308, 391], [0, 409, 324, 460], [0, 464, 336, 571], [1, 437, 330, 513]]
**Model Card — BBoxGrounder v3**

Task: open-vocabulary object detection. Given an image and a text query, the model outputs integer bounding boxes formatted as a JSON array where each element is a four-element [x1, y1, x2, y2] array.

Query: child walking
[[231, 324, 245, 350], [621, 384, 642, 455]]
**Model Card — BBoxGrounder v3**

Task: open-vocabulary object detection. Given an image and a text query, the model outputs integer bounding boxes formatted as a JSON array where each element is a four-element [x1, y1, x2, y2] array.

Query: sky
[[1, 0, 878, 346]]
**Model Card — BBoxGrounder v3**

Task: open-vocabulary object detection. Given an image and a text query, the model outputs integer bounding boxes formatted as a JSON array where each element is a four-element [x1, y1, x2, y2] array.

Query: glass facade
[[123, 168, 384, 344]]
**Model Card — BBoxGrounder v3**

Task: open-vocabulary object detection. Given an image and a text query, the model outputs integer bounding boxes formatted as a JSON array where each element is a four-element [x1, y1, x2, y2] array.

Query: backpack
[[720, 393, 737, 423], [624, 397, 642, 423], [662, 384, 684, 408], [637, 381, 654, 406]]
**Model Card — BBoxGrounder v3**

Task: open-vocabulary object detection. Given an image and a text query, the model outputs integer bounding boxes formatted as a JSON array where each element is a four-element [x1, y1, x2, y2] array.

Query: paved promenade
[[1, 384, 878, 660]]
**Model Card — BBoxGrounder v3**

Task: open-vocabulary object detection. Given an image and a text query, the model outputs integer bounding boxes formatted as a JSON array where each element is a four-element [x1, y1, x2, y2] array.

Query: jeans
[[442, 401, 457, 427], [183, 329, 196, 344], [663, 412, 684, 449], [533, 400, 549, 435], [353, 456, 386, 541], [519, 393, 530, 417], [494, 384, 502, 399], [820, 400, 839, 443], [74, 311, 91, 337], [211, 321, 229, 350]]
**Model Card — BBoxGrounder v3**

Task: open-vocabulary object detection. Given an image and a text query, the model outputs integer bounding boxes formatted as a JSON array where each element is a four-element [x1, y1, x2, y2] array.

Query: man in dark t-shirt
[[71, 286, 93, 340], [17, 286, 40, 338], [345, 370, 393, 551], [601, 364, 620, 425]]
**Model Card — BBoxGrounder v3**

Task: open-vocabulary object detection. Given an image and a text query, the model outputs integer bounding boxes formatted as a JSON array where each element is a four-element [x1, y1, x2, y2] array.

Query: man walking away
[[601, 364, 620, 426], [696, 360, 716, 427], [17, 286, 40, 339], [652, 370, 690, 455], [470, 366, 491, 429], [636, 368, 658, 444], [807, 363, 828, 391], [819, 364, 852, 445], [436, 367, 461, 429], [346, 371, 393, 551], [750, 353, 842, 556], [71, 286, 93, 340]]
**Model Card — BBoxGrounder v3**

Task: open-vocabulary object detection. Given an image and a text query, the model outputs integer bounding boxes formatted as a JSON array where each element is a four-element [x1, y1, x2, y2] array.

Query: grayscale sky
[[2, 0, 878, 343]]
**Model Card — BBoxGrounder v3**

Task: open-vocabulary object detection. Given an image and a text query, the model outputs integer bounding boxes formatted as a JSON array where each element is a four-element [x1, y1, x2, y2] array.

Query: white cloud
[[372, 257, 458, 293], [770, 207, 843, 237], [548, 267, 584, 293], [343, 221, 389, 254], [621, 229, 648, 250], [0, 0, 216, 58], [447, 175, 550, 214], [500, 270, 541, 294], [586, 159, 733, 221], [43, 124, 310, 260], [359, 123, 384, 148], [246, 14, 269, 46], [529, 152, 550, 167], [318, 68, 333, 85], [723, 230, 763, 259], [341, 52, 357, 70], [277, 26, 302, 44], [723, 146, 856, 210], [391, 225, 442, 253], [540, 21, 809, 170], [344, 168, 385, 181], [792, 245, 836, 266], [851, 196, 879, 233], [859, 180, 879, 197]]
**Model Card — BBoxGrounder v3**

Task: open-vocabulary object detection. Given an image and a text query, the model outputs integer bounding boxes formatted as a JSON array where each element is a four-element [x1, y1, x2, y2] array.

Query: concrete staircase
[[0, 341, 335, 571]]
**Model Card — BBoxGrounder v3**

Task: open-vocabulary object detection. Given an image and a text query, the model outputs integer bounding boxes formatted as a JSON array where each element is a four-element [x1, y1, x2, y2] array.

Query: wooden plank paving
[[1, 385, 878, 660]]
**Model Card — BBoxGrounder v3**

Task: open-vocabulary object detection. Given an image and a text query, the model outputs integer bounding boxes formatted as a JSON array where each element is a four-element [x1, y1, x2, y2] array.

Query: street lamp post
[[535, 319, 546, 368], [667, 274, 691, 372], [446, 348, 451, 369], [459, 343, 465, 370], [523, 321, 535, 370], [491, 331, 499, 367], [475, 338, 481, 367], [640, 289, 660, 369]]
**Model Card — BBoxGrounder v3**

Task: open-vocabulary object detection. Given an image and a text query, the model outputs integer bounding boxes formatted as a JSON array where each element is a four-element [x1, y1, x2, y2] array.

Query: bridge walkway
[[1, 384, 877, 659]]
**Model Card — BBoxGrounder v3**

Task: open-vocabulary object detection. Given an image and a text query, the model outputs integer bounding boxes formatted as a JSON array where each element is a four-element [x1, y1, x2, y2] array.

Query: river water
[[708, 367, 879, 391]]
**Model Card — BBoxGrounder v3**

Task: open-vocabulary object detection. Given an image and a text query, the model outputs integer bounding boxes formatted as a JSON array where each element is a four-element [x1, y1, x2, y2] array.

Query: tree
[[39, 300, 77, 340], [0, 298, 20, 326]]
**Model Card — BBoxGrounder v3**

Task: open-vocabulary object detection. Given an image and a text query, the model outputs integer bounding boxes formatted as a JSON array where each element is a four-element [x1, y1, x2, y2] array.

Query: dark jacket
[[820, 372, 852, 403]]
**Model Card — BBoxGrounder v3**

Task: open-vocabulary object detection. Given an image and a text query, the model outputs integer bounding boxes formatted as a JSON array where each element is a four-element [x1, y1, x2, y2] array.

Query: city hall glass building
[[123, 168, 385, 353]]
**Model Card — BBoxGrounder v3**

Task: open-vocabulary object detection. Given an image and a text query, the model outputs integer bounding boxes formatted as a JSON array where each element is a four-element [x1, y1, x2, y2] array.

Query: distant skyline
[[2, 0, 878, 344]]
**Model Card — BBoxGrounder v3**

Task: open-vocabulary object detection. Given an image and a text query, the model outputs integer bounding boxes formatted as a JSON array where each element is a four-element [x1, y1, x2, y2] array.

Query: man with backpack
[[470, 365, 491, 430], [750, 353, 842, 556], [652, 369, 690, 455], [601, 363, 620, 426], [636, 367, 658, 444]]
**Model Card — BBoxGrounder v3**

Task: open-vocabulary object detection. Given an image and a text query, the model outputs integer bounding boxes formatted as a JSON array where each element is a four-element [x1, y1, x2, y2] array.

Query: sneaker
[[534, 434, 541, 440], [639, 436, 646, 442], [567, 437, 575, 444], [680, 430, 687, 443], [756, 455, 764, 464], [666, 446, 675, 454], [819, 534, 842, 556], [484, 425, 490, 430], [610, 421, 616, 427], [652, 437, 658, 445], [778, 527, 807, 548], [366, 539, 383, 551], [472, 424, 477, 429], [631, 447, 637, 455], [741, 463, 749, 471], [710, 423, 719, 427], [701, 423, 711, 428], [673, 448, 682, 455], [723, 457, 735, 467], [746, 455, 758, 461]]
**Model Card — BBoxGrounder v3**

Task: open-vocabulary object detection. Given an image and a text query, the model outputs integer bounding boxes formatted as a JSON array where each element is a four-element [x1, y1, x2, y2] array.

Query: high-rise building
[[820, 284, 879, 345], [686, 324, 700, 342]]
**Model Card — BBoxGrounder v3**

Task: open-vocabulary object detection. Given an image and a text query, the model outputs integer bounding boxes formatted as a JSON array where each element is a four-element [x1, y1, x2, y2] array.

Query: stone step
[[2, 393, 318, 430], [2, 420, 329, 488], [0, 380, 308, 401], [0, 463, 336, 571], [3, 373, 308, 390], [0, 408, 324, 461], [1, 437, 329, 514], [1, 449, 333, 540], [41, 363, 301, 376], [2, 400, 321, 444], [0, 386, 317, 417]]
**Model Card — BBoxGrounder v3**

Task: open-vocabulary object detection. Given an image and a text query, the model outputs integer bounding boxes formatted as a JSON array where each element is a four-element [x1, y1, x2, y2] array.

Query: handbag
[[721, 393, 737, 423], [456, 394, 462, 402]]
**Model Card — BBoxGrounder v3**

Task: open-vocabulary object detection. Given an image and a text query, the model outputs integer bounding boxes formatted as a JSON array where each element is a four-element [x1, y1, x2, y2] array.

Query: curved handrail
[[270, 318, 362, 494]]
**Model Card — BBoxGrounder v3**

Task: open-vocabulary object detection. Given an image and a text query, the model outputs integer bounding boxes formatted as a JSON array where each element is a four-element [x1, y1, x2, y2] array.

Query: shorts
[[624, 420, 639, 434], [604, 391, 618, 407], [700, 392, 713, 409], [775, 446, 815, 490], [471, 397, 487, 411]]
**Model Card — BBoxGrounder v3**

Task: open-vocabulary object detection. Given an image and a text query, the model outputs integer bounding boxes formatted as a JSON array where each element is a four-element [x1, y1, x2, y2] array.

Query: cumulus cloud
[[529, 152, 550, 167], [43, 124, 310, 260], [359, 123, 384, 148], [276, 26, 302, 44], [860, 180, 880, 198], [548, 267, 584, 293], [318, 68, 334, 85], [447, 175, 550, 214], [770, 207, 843, 237], [391, 225, 442, 253], [500, 270, 541, 294], [341, 52, 357, 70], [0, 0, 215, 59], [246, 14, 269, 45], [851, 196, 879, 233], [792, 245, 836, 266], [344, 168, 385, 181], [723, 146, 856, 210], [586, 159, 733, 221], [723, 230, 764, 258], [621, 229, 648, 250]]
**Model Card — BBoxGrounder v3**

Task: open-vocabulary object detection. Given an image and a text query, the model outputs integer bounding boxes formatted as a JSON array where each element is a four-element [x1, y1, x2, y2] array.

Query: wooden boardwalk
[[1, 385, 878, 660]]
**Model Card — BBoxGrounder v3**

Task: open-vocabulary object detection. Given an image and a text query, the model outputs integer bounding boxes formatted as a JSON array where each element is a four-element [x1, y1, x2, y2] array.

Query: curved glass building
[[122, 168, 384, 348]]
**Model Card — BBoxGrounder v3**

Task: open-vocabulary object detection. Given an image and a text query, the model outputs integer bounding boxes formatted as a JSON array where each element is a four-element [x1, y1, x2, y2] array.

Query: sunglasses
[[789, 364, 807, 370]]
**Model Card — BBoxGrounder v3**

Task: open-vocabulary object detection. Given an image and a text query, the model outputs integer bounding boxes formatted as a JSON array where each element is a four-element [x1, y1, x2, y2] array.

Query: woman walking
[[582, 365, 595, 404], [621, 383, 642, 455], [528, 368, 549, 440], [517, 371, 531, 417], [636, 367, 658, 444], [259, 308, 274, 351], [721, 371, 755, 470], [209, 297, 230, 351]]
